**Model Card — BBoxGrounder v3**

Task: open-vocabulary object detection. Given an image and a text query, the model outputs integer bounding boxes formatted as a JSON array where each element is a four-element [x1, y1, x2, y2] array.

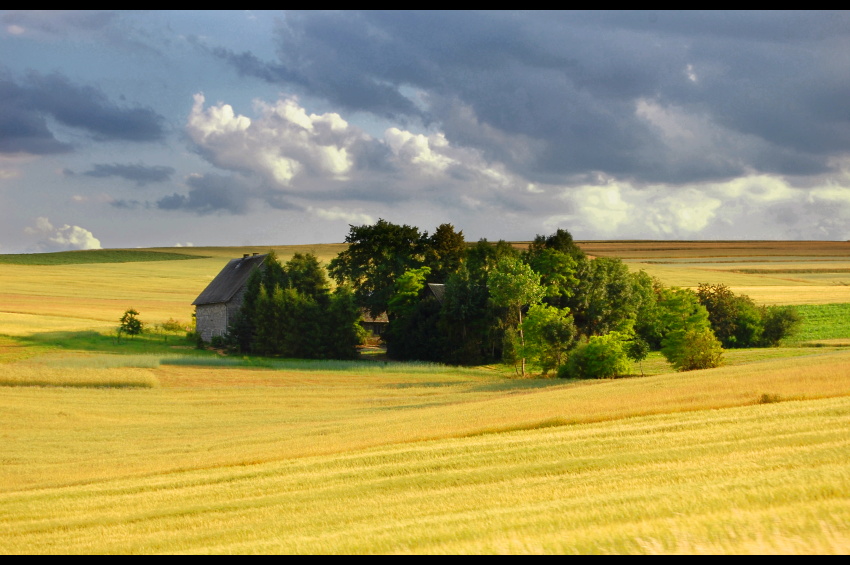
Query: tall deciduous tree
[[489, 256, 545, 376], [568, 257, 638, 337], [526, 228, 585, 262], [659, 287, 723, 371], [285, 253, 328, 301], [328, 219, 428, 318], [425, 223, 466, 283], [520, 303, 578, 375]]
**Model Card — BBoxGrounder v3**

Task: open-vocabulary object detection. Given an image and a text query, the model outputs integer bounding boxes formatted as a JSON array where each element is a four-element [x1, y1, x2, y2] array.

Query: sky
[[1, 10, 850, 253]]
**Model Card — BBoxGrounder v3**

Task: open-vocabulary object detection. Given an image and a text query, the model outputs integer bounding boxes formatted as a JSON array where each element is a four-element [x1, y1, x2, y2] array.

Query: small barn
[[192, 253, 266, 342], [359, 310, 389, 337]]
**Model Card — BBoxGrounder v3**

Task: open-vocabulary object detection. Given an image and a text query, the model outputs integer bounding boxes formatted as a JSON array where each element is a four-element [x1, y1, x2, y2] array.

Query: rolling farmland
[[1, 241, 849, 554]]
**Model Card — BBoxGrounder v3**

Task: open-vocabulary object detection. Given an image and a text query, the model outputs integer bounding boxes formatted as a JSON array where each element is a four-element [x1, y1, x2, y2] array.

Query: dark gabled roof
[[192, 254, 267, 306], [427, 283, 446, 304]]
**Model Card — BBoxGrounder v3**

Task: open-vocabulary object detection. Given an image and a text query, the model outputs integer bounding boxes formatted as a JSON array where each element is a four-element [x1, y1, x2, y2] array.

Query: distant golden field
[[577, 240, 850, 305], [1, 241, 849, 554]]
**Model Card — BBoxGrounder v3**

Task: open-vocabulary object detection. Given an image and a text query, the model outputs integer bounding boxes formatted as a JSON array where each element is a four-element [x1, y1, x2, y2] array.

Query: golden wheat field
[[1, 241, 849, 554]]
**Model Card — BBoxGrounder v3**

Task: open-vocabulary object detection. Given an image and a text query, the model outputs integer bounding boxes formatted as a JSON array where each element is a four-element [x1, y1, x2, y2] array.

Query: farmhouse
[[192, 253, 266, 342]]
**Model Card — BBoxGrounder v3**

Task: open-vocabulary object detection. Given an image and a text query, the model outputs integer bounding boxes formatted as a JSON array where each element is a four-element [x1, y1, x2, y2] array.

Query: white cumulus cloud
[[307, 206, 374, 225], [24, 216, 102, 251], [384, 128, 457, 174], [187, 93, 362, 189]]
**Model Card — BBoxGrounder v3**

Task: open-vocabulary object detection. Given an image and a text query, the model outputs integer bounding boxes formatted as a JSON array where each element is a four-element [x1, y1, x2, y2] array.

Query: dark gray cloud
[[82, 163, 175, 186], [0, 75, 71, 154], [157, 173, 250, 215], [0, 71, 166, 154], [109, 199, 145, 209], [212, 10, 850, 185], [23, 72, 166, 142]]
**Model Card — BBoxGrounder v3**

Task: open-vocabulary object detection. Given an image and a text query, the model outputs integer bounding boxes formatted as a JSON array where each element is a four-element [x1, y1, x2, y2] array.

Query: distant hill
[[0, 249, 208, 265]]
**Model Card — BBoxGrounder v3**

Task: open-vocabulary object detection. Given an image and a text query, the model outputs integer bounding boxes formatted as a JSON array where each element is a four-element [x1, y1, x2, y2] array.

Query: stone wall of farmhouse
[[195, 284, 251, 342], [196, 303, 228, 342]]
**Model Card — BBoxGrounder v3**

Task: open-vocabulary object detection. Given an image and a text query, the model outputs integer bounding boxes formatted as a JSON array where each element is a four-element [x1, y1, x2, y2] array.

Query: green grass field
[[1, 241, 849, 554], [0, 249, 209, 265]]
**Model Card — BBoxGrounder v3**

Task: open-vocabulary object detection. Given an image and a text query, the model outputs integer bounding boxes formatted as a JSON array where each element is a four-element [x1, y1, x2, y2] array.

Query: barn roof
[[427, 283, 446, 304], [192, 254, 267, 306]]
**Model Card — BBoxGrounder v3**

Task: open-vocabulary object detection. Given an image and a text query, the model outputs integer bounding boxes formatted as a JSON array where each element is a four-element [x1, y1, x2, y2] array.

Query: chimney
[[252, 253, 259, 256], [243, 253, 250, 259]]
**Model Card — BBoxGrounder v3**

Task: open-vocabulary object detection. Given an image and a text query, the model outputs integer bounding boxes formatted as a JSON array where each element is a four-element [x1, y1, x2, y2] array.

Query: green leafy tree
[[697, 283, 765, 348], [625, 336, 650, 376], [284, 253, 328, 300], [322, 285, 366, 359], [465, 239, 519, 286], [230, 251, 363, 360], [328, 219, 429, 318], [559, 331, 632, 379], [568, 257, 638, 337], [659, 287, 724, 371], [385, 266, 444, 360], [520, 303, 578, 375], [425, 223, 466, 282], [670, 328, 725, 371], [119, 308, 144, 337], [526, 228, 585, 262], [524, 248, 578, 308], [630, 271, 666, 349], [759, 305, 802, 346], [439, 266, 499, 365], [260, 250, 287, 294], [489, 256, 545, 376], [387, 267, 432, 320], [524, 229, 583, 308]]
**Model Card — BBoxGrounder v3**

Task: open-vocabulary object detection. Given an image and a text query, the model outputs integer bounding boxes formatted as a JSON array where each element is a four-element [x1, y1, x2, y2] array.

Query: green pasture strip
[[18, 330, 206, 356], [0, 397, 847, 554], [794, 303, 850, 341], [0, 249, 208, 265], [0, 335, 50, 364]]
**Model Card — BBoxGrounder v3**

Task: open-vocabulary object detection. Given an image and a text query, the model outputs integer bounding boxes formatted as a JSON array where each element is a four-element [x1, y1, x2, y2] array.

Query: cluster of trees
[[696, 283, 801, 348], [329, 220, 801, 377], [225, 252, 364, 359]]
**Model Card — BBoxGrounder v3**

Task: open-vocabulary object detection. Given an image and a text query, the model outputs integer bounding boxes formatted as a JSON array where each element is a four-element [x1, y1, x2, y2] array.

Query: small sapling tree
[[626, 336, 650, 376], [119, 308, 144, 339]]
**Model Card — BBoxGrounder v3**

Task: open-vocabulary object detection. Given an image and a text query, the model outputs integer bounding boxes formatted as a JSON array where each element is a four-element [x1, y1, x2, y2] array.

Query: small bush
[[559, 332, 631, 379], [663, 328, 724, 371], [760, 306, 802, 346]]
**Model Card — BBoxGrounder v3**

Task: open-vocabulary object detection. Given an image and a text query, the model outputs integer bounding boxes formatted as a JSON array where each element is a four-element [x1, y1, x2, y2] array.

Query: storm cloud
[[2, 11, 850, 251], [214, 11, 850, 185], [0, 71, 166, 155]]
